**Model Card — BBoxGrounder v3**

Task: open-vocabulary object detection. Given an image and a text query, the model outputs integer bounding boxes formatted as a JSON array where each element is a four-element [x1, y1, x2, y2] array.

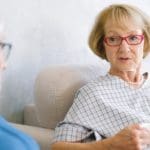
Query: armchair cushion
[[12, 123, 54, 150], [34, 65, 106, 129], [20, 64, 107, 150]]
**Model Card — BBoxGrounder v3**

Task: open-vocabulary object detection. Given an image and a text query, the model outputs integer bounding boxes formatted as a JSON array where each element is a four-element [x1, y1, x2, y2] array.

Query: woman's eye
[[129, 35, 138, 41], [108, 37, 118, 42]]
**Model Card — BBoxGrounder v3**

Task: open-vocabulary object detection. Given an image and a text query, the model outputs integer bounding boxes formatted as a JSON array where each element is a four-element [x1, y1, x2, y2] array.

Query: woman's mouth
[[119, 57, 131, 62]]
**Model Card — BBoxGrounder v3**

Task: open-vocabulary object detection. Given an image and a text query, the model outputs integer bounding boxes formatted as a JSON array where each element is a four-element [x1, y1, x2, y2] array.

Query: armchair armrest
[[24, 104, 40, 127], [11, 123, 54, 150]]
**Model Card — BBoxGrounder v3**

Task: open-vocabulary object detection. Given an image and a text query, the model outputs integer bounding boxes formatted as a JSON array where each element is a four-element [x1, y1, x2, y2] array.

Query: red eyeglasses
[[104, 35, 144, 46]]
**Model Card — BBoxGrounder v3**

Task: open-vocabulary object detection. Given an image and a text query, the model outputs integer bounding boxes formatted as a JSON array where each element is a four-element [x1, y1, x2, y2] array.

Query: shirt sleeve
[[53, 122, 96, 143], [52, 88, 103, 143]]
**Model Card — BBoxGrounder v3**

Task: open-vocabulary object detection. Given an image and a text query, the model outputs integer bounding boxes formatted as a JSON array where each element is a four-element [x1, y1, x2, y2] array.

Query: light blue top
[[0, 116, 40, 150]]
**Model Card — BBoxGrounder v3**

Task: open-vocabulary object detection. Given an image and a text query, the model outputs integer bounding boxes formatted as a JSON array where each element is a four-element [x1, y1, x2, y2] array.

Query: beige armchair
[[12, 65, 105, 150]]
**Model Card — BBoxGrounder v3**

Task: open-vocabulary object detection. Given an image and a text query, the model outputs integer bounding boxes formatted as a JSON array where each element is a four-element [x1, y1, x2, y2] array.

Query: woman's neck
[[109, 69, 143, 83]]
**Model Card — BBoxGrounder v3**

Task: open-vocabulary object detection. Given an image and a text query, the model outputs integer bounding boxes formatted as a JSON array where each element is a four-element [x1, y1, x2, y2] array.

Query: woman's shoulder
[[77, 73, 111, 92]]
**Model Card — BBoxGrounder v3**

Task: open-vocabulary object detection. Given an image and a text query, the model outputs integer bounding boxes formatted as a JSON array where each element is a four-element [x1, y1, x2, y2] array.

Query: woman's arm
[[51, 138, 111, 150], [52, 124, 149, 150]]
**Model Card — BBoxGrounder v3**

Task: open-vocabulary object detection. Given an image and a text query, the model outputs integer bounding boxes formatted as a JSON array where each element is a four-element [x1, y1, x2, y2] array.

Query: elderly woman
[[0, 34, 39, 149], [52, 4, 150, 150]]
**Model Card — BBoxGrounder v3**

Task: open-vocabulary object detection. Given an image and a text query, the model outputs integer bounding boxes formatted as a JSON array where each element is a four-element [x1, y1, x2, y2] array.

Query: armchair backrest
[[34, 65, 106, 129]]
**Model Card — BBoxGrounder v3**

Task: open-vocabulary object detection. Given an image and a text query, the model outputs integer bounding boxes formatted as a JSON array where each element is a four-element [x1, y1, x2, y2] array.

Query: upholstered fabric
[[24, 104, 39, 126], [12, 123, 54, 150], [34, 65, 105, 129], [14, 65, 106, 150]]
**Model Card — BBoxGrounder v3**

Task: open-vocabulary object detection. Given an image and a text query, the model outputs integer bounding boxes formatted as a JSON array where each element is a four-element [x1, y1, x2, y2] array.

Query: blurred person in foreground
[[0, 26, 39, 150], [52, 4, 150, 150]]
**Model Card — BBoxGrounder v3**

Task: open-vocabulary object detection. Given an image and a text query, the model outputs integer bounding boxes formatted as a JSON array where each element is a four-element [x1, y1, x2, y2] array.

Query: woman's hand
[[107, 124, 150, 150]]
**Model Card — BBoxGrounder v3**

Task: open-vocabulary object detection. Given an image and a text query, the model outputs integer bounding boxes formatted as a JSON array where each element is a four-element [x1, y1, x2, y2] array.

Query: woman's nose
[[119, 40, 130, 52]]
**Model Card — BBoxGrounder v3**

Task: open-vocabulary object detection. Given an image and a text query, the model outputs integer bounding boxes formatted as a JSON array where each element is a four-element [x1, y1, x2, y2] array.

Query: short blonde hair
[[88, 4, 150, 60]]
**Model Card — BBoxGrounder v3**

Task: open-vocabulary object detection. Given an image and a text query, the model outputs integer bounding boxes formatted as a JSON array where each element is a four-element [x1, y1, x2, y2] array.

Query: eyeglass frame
[[0, 42, 12, 60], [103, 34, 144, 47]]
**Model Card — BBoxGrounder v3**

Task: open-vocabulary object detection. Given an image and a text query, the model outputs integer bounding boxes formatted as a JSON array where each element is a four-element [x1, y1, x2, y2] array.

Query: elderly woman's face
[[103, 19, 144, 73]]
